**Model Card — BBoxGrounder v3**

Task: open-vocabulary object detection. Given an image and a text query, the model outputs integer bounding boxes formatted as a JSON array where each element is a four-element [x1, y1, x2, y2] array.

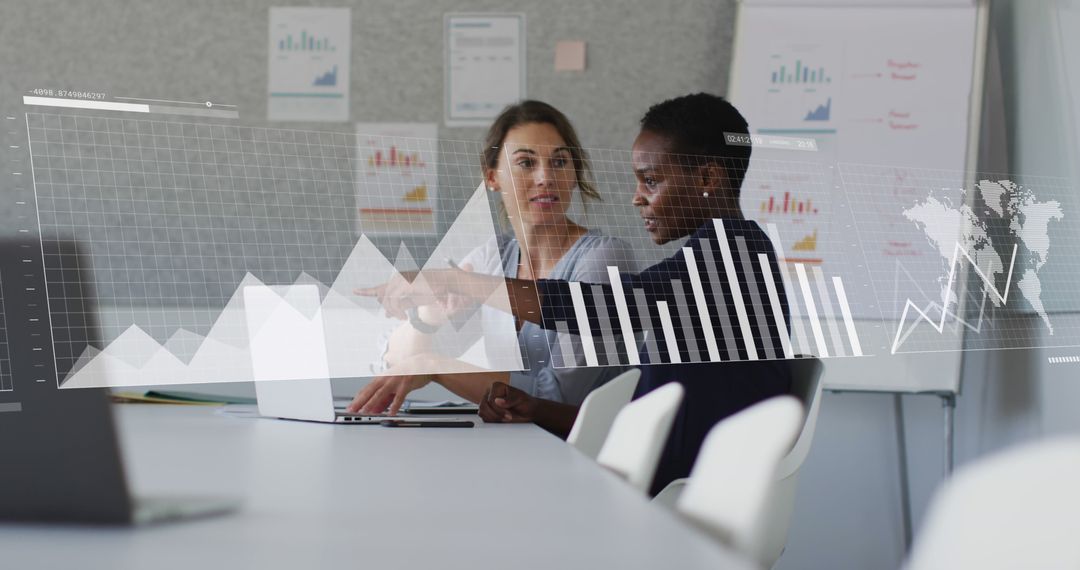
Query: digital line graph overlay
[[24, 111, 536, 388], [0, 270, 13, 391], [841, 163, 1080, 354], [891, 243, 1017, 354], [519, 152, 877, 368]]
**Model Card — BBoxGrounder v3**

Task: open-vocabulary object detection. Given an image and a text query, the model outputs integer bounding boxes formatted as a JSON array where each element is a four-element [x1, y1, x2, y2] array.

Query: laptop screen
[[0, 238, 133, 523]]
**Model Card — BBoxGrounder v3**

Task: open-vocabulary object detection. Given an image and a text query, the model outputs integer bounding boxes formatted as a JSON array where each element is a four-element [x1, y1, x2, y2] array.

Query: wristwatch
[[406, 307, 441, 334]]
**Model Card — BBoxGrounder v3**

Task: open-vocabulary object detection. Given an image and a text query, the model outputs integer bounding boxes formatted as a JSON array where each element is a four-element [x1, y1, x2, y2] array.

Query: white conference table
[[0, 405, 756, 570]]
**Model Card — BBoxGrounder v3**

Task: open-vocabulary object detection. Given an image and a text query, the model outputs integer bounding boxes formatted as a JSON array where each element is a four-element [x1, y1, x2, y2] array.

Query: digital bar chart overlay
[[550, 219, 865, 368], [760, 191, 819, 216]]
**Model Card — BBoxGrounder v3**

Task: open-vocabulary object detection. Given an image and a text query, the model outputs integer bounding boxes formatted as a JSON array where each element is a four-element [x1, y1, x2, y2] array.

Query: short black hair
[[639, 93, 752, 191]]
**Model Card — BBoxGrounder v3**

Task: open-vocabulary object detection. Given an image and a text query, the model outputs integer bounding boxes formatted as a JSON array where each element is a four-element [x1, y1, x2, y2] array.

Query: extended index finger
[[352, 283, 386, 297]]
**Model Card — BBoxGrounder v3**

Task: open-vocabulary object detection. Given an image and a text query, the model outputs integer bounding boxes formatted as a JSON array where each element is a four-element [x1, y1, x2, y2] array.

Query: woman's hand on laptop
[[478, 382, 538, 423], [347, 357, 437, 416], [347, 353, 491, 415]]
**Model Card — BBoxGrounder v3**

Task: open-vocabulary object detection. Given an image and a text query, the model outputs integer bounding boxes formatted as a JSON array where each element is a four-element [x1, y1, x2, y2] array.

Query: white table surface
[[0, 404, 756, 570]]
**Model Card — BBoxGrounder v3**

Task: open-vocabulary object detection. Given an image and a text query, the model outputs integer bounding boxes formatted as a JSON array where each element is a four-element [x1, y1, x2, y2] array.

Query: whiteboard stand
[[898, 389, 954, 551], [941, 391, 956, 475], [828, 385, 956, 552], [822, 337, 973, 550], [893, 393, 913, 551]]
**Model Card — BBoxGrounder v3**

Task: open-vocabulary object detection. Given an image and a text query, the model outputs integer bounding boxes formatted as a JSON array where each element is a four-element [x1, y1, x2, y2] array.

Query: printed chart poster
[[444, 14, 526, 127], [268, 7, 351, 122], [355, 123, 439, 236]]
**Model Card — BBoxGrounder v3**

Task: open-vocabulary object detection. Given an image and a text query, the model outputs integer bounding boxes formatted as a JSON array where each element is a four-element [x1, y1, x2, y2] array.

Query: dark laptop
[[0, 238, 238, 524]]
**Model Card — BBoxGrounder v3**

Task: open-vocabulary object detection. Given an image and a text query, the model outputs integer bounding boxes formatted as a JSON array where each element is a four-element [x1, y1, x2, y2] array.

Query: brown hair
[[482, 100, 601, 213]]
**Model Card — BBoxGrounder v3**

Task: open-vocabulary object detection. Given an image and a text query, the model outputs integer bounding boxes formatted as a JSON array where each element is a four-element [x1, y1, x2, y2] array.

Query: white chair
[[655, 357, 824, 569], [595, 382, 684, 493], [675, 395, 805, 563], [566, 368, 641, 460], [759, 357, 824, 567], [905, 436, 1080, 570]]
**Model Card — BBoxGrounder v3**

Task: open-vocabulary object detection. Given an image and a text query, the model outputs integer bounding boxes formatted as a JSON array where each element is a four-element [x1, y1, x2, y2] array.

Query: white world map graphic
[[902, 179, 1064, 334]]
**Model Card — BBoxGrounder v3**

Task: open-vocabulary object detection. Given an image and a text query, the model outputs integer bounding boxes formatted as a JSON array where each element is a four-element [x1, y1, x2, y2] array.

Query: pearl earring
[[702, 192, 710, 197]]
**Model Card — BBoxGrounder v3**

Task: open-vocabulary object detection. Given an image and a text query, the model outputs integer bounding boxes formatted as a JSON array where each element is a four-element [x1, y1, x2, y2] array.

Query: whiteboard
[[728, 1, 987, 393]]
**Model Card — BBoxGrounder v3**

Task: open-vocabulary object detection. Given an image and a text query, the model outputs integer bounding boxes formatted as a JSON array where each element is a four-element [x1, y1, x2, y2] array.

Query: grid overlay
[[31, 105, 1072, 387], [25, 112, 891, 389], [26, 111, 531, 388], [840, 163, 1080, 354], [0, 269, 12, 391]]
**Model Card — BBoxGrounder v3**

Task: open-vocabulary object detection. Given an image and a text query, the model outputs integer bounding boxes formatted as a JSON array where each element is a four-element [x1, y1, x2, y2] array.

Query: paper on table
[[112, 391, 224, 406], [217, 404, 260, 418]]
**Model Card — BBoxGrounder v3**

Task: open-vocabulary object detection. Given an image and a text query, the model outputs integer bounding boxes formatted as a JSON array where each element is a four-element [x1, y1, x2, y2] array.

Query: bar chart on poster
[[354, 123, 439, 236], [17, 97, 538, 390]]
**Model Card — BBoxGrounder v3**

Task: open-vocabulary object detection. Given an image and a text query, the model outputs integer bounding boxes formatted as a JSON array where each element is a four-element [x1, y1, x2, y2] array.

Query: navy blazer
[[537, 218, 793, 494]]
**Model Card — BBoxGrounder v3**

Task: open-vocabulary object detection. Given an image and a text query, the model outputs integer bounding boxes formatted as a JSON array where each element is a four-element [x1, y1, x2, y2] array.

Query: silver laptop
[[254, 372, 479, 423], [0, 239, 239, 524], [255, 376, 395, 424], [246, 284, 476, 424]]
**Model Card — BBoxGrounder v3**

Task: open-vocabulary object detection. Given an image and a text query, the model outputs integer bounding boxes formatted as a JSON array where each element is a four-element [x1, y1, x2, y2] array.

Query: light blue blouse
[[499, 231, 637, 405]]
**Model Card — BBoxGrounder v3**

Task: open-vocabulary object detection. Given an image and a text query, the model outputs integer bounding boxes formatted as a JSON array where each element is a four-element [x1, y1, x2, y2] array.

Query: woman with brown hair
[[348, 100, 636, 414]]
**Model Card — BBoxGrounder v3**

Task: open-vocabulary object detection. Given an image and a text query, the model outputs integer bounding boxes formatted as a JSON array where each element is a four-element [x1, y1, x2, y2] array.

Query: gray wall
[[0, 0, 733, 350], [0, 0, 732, 149]]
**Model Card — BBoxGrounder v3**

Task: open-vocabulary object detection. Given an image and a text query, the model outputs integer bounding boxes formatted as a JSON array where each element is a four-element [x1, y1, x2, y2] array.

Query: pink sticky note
[[555, 40, 587, 71]]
